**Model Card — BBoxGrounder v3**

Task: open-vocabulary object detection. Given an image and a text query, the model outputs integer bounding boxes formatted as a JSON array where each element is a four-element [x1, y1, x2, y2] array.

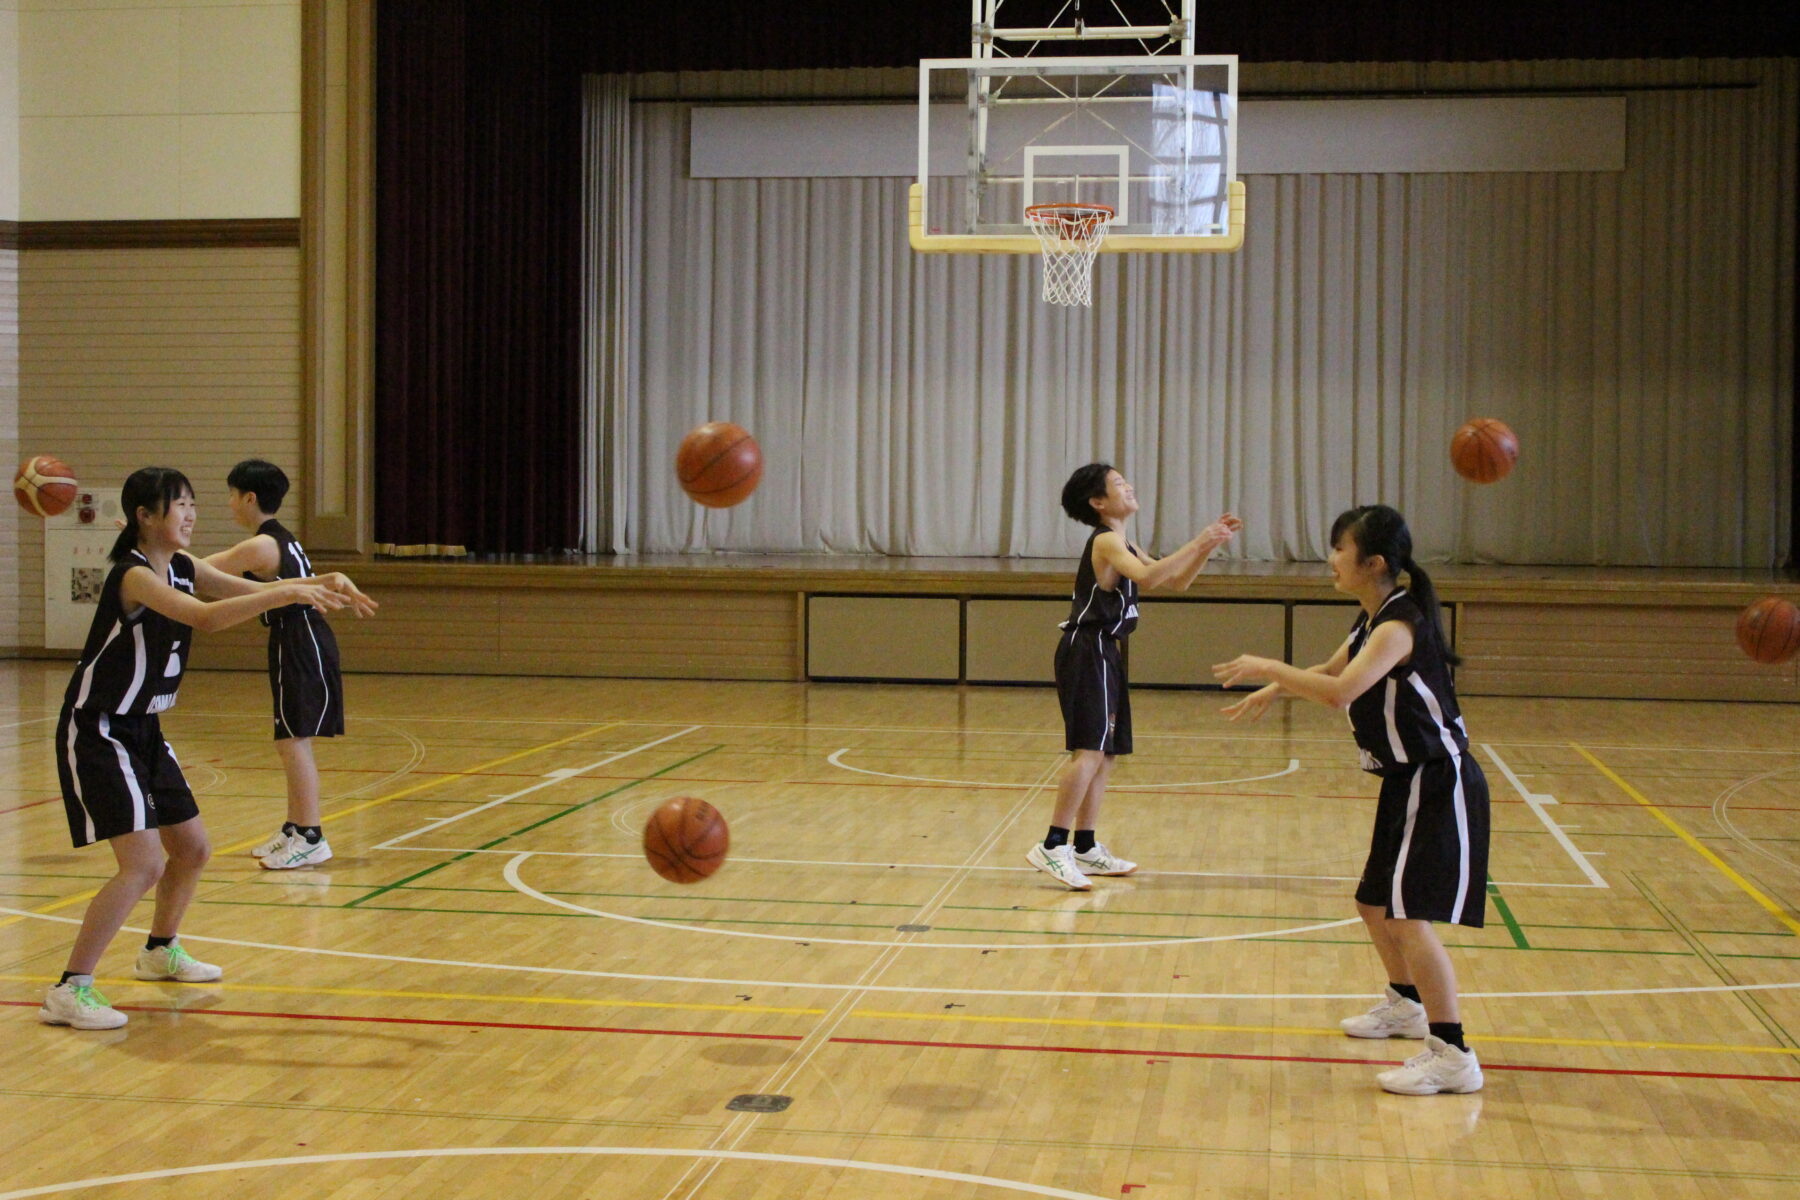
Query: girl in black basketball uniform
[[1213, 504, 1489, 1095], [40, 468, 358, 1031], [1028, 463, 1242, 890], [208, 460, 374, 871]]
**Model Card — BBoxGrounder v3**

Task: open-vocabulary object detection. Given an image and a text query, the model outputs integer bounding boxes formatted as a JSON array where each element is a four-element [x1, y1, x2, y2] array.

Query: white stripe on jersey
[[97, 712, 148, 833], [276, 640, 291, 737], [1096, 630, 1109, 746], [64, 715, 95, 844], [1408, 674, 1473, 923], [116, 622, 148, 712], [1382, 679, 1408, 764], [72, 619, 124, 709], [1391, 765, 1424, 919]]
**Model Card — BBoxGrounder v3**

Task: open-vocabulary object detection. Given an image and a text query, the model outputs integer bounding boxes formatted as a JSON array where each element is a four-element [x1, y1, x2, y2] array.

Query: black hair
[[109, 467, 195, 564], [227, 458, 289, 514], [1060, 462, 1115, 527], [1328, 504, 1460, 666]]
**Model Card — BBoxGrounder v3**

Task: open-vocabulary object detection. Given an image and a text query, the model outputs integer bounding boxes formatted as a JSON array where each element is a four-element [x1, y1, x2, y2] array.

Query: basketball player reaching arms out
[[40, 468, 372, 1030], [1028, 463, 1242, 890], [207, 460, 374, 870], [1213, 504, 1489, 1095]]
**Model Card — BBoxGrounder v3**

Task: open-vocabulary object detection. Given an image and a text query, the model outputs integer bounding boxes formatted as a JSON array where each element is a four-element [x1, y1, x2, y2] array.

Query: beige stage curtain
[[583, 58, 1795, 566]]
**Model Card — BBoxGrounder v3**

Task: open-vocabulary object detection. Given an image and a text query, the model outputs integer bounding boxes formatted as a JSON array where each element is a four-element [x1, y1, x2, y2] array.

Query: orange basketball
[[676, 422, 762, 508], [643, 796, 730, 884], [13, 455, 78, 517], [1450, 419, 1519, 484], [1736, 597, 1800, 665]]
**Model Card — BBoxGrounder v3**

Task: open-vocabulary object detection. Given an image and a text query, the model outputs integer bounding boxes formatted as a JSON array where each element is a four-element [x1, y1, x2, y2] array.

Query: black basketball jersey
[[1344, 589, 1468, 774], [64, 550, 196, 715], [1060, 528, 1140, 638], [256, 519, 319, 627]]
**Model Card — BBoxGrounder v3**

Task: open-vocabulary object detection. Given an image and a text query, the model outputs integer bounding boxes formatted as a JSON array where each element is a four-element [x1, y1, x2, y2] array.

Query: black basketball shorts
[[55, 708, 199, 848], [1054, 627, 1133, 755], [1355, 753, 1491, 928], [269, 617, 344, 741]]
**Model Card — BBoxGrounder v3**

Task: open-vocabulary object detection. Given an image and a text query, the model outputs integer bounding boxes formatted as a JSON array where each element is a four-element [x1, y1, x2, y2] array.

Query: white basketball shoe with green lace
[[134, 940, 223, 983], [39, 977, 128, 1029]]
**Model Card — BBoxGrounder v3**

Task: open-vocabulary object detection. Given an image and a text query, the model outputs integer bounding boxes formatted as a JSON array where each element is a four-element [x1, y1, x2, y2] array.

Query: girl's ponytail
[[1400, 555, 1460, 667]]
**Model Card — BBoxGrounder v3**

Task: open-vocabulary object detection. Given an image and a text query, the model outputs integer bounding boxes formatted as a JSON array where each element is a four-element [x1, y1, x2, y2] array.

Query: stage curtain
[[586, 58, 1795, 567], [373, 3, 582, 555]]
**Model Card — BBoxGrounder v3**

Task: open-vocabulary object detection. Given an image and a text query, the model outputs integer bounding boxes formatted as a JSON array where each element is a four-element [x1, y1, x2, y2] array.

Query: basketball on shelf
[[676, 422, 762, 508], [643, 796, 730, 884], [13, 455, 78, 517], [1450, 419, 1519, 484], [1736, 597, 1800, 665]]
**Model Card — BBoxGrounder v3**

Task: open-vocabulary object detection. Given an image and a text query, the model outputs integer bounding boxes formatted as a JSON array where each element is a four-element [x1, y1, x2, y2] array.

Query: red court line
[[0, 797, 61, 816], [9, 1000, 1798, 1084]]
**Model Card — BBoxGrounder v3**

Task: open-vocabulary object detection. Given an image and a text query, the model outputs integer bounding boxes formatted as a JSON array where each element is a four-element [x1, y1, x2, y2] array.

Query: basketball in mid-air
[[1450, 419, 1519, 484], [1736, 597, 1800, 665], [13, 455, 78, 517], [643, 796, 730, 884], [676, 422, 762, 508]]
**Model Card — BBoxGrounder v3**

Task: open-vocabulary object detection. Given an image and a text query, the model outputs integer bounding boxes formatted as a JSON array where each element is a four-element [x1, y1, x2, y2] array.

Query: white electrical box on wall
[[43, 490, 124, 650]]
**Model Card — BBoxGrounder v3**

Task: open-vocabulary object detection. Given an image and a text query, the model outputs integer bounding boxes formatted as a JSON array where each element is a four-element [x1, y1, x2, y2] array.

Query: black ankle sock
[[145, 935, 174, 951], [59, 970, 80, 985], [282, 821, 297, 836], [1428, 1022, 1467, 1051], [1072, 829, 1096, 854], [297, 825, 323, 843], [1391, 982, 1422, 1004], [1043, 826, 1070, 850]]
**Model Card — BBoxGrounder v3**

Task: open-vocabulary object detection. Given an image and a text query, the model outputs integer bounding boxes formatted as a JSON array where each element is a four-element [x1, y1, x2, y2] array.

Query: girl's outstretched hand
[[325, 572, 379, 618], [1212, 654, 1277, 688], [1220, 683, 1278, 722], [288, 581, 350, 615]]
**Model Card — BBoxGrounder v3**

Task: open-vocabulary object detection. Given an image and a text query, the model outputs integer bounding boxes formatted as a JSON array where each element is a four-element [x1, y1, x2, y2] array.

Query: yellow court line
[[0, 723, 622, 930], [6, 973, 1797, 1059], [1572, 742, 1800, 938], [212, 721, 622, 856]]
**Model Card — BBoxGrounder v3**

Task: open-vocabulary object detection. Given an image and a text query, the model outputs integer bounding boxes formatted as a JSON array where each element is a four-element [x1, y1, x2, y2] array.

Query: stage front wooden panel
[[191, 585, 805, 681], [807, 596, 960, 681], [179, 560, 1799, 701], [965, 599, 1065, 683], [1457, 602, 1800, 701]]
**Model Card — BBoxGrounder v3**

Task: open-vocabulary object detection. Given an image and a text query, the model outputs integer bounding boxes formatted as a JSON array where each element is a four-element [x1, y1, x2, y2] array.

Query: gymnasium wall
[[0, 1, 19, 651], [5, 0, 302, 653]]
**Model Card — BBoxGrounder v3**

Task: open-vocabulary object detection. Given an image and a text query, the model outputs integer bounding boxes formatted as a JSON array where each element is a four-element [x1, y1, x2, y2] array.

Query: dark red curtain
[[375, 0, 1800, 561], [375, 3, 584, 554]]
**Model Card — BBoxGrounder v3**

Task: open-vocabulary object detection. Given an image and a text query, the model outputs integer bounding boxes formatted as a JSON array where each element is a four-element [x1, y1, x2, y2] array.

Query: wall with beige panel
[[17, 246, 302, 647], [18, 0, 299, 220], [0, 2, 19, 220]]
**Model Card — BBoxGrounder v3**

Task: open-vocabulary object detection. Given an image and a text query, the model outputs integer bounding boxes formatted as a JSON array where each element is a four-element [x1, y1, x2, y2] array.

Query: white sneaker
[[134, 940, 223, 983], [250, 828, 290, 857], [1025, 843, 1092, 891], [1376, 1035, 1484, 1095], [1340, 986, 1429, 1039], [39, 978, 128, 1030], [1072, 843, 1137, 876], [259, 832, 333, 871]]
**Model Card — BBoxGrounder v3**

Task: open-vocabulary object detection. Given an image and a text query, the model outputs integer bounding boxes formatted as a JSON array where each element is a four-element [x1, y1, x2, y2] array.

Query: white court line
[[1483, 743, 1608, 889], [0, 1147, 1112, 1200], [372, 726, 700, 850], [826, 748, 1301, 790], [502, 851, 1361, 951], [0, 715, 57, 732], [2, 905, 1795, 1002], [1712, 763, 1800, 876]]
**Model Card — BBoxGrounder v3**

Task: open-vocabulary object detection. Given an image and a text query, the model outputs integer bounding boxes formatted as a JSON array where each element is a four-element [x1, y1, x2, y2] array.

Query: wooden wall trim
[[0, 221, 16, 250], [11, 220, 301, 250]]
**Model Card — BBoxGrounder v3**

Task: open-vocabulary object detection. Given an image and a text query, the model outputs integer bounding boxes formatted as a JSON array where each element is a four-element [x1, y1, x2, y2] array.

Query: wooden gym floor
[[1, 661, 1797, 1199]]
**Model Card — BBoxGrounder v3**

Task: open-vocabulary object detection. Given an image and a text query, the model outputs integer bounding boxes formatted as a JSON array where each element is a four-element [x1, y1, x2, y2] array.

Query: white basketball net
[[1025, 204, 1114, 307]]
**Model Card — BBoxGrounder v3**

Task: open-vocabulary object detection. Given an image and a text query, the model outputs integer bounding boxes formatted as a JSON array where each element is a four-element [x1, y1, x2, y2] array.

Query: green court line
[[1487, 878, 1530, 949], [342, 746, 721, 909], [1520, 922, 1673, 933]]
